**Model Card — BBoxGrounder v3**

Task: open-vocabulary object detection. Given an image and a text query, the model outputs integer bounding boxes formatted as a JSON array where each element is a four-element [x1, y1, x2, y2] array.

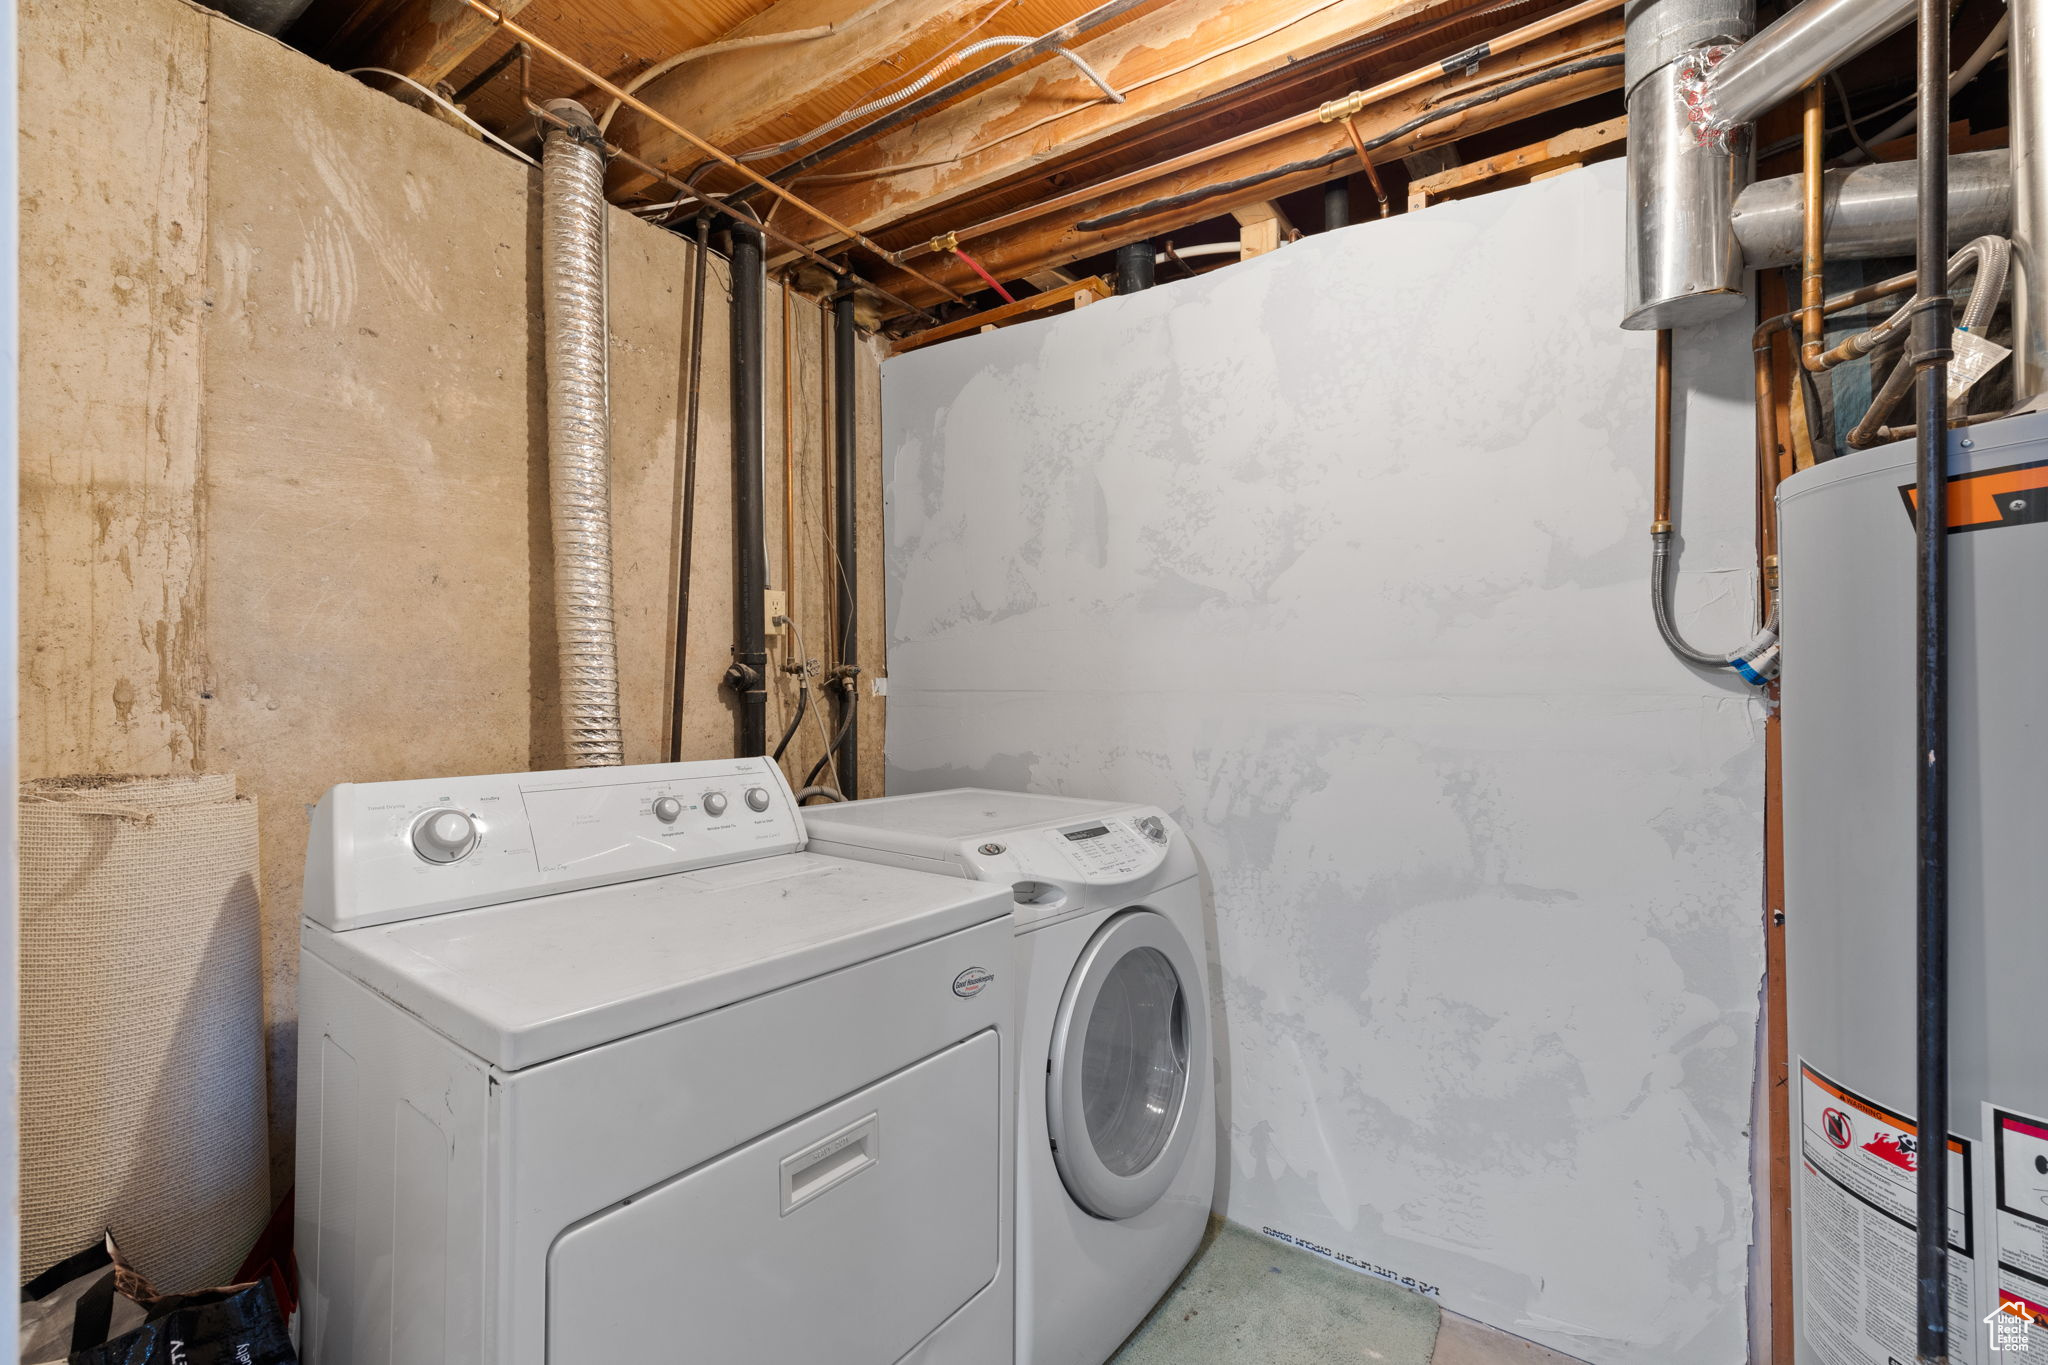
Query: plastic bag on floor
[[19, 1233, 297, 1365]]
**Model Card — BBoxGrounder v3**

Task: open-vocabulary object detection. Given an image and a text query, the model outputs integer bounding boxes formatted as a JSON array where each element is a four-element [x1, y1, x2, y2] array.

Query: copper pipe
[[1749, 268, 1920, 545], [897, 0, 1622, 262], [1752, 328, 1782, 568], [1653, 328, 1674, 533], [1799, 79, 1827, 371], [1340, 118, 1393, 218], [462, 0, 970, 305]]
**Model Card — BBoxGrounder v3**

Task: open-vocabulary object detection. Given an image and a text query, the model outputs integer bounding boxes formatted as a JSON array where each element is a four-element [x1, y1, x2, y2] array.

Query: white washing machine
[[804, 790, 1215, 1365], [294, 757, 1016, 1365]]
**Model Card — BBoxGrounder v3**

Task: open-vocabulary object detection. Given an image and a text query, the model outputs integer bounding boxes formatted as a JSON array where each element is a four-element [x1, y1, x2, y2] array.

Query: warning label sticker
[[1798, 1062, 1977, 1365], [1990, 1106, 2048, 1344]]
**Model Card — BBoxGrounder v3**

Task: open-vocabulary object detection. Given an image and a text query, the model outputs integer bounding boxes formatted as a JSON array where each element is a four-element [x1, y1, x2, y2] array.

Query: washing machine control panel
[[305, 757, 805, 931], [1049, 815, 1169, 881]]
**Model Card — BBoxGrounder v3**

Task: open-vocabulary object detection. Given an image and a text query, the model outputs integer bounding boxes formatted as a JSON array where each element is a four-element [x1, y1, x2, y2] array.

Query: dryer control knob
[[745, 786, 771, 812], [703, 791, 729, 818], [652, 796, 683, 823], [411, 809, 479, 863]]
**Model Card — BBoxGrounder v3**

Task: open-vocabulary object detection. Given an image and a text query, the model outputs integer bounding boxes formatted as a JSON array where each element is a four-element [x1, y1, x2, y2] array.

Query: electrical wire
[[596, 0, 903, 133], [778, 613, 845, 796], [775, 0, 1550, 194], [1829, 15, 2010, 165], [731, 35, 1124, 166], [1829, 70, 1882, 163], [1076, 51, 1624, 233], [346, 68, 539, 165]]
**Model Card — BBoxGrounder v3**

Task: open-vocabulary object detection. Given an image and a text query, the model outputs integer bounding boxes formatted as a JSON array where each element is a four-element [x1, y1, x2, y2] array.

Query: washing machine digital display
[[1055, 820, 1151, 877]]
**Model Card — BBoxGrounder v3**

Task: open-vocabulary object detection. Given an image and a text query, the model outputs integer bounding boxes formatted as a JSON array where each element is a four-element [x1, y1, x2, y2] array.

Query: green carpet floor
[[1108, 1220, 1442, 1364]]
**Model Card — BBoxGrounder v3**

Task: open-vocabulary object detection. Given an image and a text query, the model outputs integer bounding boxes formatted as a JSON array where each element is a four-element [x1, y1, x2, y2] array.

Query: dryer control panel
[[304, 758, 803, 931]]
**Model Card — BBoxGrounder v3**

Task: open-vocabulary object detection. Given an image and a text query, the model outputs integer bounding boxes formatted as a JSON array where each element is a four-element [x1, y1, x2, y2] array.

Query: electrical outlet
[[764, 589, 788, 625]]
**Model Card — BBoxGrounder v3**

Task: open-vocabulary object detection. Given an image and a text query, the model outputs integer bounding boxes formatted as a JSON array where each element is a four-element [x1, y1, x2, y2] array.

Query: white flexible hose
[[1836, 15, 2010, 164], [733, 36, 1123, 163], [347, 68, 538, 166]]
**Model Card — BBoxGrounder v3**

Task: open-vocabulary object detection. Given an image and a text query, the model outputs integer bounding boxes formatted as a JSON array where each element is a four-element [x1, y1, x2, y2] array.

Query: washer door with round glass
[[1047, 909, 1206, 1220]]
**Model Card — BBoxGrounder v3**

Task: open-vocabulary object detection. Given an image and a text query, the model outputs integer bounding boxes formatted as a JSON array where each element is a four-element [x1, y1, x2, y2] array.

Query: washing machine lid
[[803, 789, 1113, 849], [803, 788, 1198, 912], [302, 852, 1009, 1070]]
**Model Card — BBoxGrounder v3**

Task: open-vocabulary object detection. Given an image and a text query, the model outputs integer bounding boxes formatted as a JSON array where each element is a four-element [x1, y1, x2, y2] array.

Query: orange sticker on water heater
[[1901, 456, 2048, 533]]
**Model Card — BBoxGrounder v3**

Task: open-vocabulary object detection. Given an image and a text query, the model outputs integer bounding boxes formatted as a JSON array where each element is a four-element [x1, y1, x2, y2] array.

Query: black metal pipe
[[727, 223, 770, 756], [1911, 0, 1953, 1355], [1114, 241, 1156, 294], [668, 214, 713, 762], [832, 290, 861, 798], [1324, 179, 1353, 230]]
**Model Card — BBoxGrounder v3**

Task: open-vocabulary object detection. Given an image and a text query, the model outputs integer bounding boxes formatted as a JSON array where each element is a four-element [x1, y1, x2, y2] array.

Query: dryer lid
[[302, 852, 1009, 1070]]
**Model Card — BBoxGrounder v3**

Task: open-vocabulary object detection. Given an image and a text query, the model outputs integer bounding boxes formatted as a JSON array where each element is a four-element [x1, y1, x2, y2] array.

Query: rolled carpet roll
[[20, 773, 270, 1290]]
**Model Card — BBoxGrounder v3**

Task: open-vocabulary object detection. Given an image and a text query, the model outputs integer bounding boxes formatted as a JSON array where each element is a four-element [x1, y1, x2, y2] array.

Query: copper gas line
[[1336, 117, 1393, 217], [897, 0, 1621, 265], [1751, 268, 1924, 560], [461, 0, 970, 307], [1653, 329, 1675, 536], [1799, 79, 1829, 374]]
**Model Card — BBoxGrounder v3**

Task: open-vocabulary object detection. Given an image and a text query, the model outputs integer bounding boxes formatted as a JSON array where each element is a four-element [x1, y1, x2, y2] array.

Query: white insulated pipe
[[541, 100, 625, 767]]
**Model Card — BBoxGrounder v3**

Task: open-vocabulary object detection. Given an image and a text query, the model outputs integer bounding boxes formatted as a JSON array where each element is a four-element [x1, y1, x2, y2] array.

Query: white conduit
[[541, 100, 625, 766]]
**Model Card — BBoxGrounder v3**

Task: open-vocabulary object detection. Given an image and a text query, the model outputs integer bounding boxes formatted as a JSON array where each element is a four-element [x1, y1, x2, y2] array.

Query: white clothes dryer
[[804, 790, 1216, 1365], [294, 757, 1015, 1365]]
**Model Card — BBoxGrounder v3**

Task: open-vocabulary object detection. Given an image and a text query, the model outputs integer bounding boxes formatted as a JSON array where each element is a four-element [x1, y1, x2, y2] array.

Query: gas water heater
[[1779, 410, 2048, 1364]]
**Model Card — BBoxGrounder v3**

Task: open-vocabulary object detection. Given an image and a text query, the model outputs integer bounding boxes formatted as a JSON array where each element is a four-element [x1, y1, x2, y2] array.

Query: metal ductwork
[[1731, 149, 2013, 269], [1623, 0, 1919, 329], [541, 100, 625, 767], [212, 0, 317, 34], [2015, 0, 2048, 405], [1623, 0, 1754, 329]]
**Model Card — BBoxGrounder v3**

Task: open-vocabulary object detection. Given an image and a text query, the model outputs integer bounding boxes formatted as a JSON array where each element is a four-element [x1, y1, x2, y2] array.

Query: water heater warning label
[[1990, 1106, 2048, 1330], [1798, 1062, 1977, 1365]]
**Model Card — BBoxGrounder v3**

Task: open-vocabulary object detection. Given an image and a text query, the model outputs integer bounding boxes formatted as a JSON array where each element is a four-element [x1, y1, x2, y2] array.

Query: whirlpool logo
[[952, 967, 995, 998]]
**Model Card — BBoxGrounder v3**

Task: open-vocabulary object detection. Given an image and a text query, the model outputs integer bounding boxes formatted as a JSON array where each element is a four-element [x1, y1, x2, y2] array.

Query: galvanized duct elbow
[[1623, 0, 1754, 329], [1623, 0, 1921, 329], [541, 100, 625, 767]]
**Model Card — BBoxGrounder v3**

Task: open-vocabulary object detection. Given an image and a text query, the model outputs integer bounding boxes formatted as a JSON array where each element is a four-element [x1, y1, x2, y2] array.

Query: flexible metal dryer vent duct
[[1623, 0, 1919, 328], [541, 100, 625, 766]]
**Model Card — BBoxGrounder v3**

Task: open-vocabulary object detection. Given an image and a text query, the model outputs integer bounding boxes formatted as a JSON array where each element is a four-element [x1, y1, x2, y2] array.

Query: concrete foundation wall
[[19, 0, 885, 1200], [880, 161, 1766, 1363]]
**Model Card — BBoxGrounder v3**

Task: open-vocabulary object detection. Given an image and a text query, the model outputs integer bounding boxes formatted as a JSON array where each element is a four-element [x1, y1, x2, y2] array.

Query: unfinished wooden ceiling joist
[[290, 0, 1628, 319]]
